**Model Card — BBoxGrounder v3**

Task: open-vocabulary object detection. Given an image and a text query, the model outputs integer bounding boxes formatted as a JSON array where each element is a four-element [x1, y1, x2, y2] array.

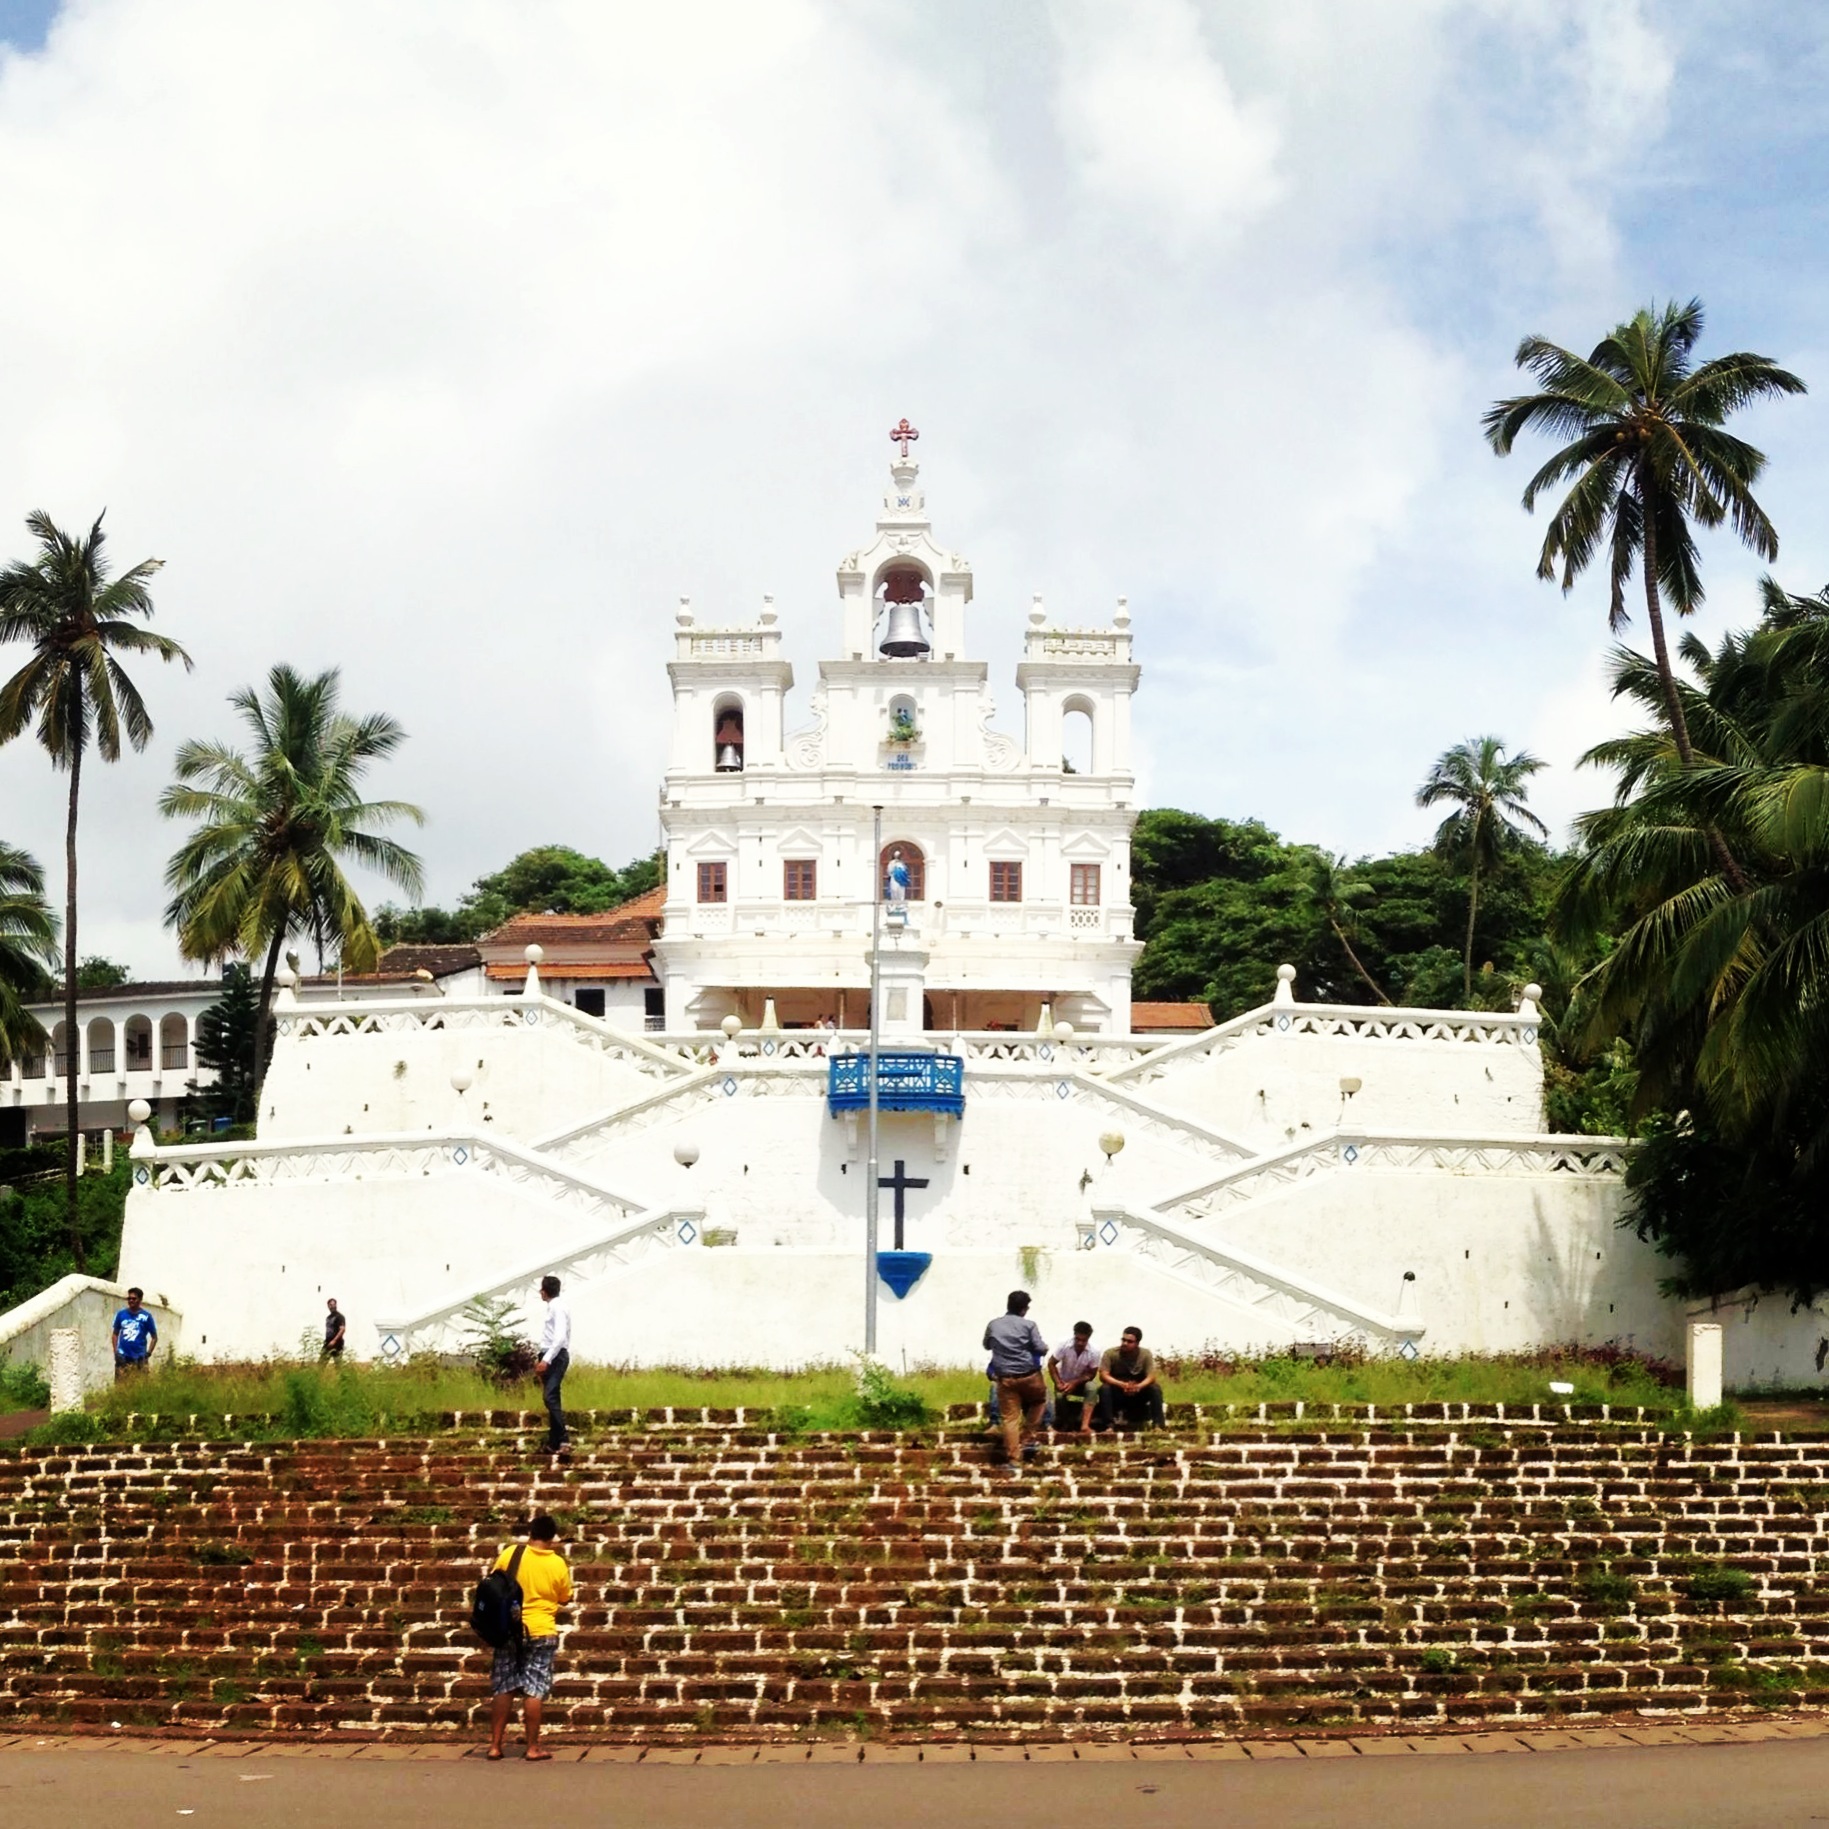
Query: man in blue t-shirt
[[112, 1288, 157, 1379]]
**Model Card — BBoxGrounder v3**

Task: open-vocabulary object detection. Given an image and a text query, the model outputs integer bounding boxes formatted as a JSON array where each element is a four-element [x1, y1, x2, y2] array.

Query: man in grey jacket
[[983, 1290, 1048, 1476]]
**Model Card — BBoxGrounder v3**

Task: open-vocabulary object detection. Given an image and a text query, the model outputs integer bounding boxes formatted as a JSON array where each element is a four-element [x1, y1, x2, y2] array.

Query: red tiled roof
[[1130, 1001, 1215, 1032], [375, 944, 482, 978], [480, 884, 666, 953], [484, 960, 655, 982]]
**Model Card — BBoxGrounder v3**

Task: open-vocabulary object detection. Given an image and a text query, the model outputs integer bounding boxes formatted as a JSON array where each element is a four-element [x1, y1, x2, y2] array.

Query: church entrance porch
[[682, 987, 1109, 1034]]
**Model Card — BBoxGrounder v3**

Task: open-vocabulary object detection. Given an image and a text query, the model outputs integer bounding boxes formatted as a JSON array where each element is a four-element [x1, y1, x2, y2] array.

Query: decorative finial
[[889, 418, 920, 458]]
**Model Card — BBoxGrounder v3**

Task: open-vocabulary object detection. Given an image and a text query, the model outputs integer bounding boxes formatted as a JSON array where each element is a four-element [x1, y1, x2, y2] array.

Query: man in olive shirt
[[1096, 1325, 1166, 1430]]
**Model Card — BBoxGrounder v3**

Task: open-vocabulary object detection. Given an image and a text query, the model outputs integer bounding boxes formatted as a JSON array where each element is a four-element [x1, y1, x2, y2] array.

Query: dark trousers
[[1096, 1382, 1165, 1429], [542, 1348, 570, 1450]]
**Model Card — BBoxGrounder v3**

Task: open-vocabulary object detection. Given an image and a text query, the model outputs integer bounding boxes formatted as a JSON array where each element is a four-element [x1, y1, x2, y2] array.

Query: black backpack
[[471, 1543, 526, 1647]]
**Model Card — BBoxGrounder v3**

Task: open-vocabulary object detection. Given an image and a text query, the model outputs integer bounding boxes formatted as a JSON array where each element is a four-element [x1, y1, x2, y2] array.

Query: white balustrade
[[1105, 998, 1542, 1091], [1086, 1200, 1422, 1346], [1156, 1128, 1630, 1226], [276, 993, 695, 1080]]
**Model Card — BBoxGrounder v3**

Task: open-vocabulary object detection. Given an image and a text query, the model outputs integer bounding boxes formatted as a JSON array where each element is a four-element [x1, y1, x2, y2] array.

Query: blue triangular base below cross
[[877, 1251, 933, 1300]]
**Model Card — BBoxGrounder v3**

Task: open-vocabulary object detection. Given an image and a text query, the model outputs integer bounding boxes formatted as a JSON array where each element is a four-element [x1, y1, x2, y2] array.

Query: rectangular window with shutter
[[697, 861, 727, 903], [989, 860, 1023, 903], [1070, 863, 1101, 906], [783, 858, 817, 901]]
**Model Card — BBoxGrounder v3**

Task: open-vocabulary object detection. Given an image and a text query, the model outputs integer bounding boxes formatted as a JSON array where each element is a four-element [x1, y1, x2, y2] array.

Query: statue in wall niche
[[884, 848, 911, 904]]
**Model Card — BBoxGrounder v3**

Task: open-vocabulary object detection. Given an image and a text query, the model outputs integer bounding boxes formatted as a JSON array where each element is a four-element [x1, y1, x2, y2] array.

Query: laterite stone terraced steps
[[1, 1408, 1827, 1741]]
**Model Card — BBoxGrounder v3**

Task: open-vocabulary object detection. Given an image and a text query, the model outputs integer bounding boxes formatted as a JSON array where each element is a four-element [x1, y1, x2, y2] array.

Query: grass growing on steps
[[26, 1342, 1692, 1445]]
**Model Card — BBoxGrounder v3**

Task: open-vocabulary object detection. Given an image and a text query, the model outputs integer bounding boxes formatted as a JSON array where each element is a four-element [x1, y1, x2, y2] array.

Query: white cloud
[[0, 0, 1813, 982], [1050, 0, 1280, 244]]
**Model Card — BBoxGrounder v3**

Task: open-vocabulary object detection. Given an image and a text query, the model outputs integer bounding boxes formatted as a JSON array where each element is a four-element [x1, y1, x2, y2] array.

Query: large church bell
[[878, 569, 932, 659]]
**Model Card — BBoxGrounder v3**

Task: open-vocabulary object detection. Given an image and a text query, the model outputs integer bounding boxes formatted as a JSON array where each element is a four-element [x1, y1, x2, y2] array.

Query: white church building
[[105, 432, 1804, 1386]]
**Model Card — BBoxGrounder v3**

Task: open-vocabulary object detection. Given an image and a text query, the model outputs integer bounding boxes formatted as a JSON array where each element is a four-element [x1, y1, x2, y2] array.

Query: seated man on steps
[[1048, 1321, 1100, 1433], [1096, 1326, 1166, 1431], [486, 1513, 573, 1760]]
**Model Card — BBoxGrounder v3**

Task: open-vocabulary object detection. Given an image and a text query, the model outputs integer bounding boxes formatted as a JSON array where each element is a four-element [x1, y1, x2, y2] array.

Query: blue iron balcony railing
[[827, 1050, 965, 1117]]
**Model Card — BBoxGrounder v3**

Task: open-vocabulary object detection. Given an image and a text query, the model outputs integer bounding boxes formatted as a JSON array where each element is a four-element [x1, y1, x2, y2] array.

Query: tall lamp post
[[865, 804, 883, 1354]]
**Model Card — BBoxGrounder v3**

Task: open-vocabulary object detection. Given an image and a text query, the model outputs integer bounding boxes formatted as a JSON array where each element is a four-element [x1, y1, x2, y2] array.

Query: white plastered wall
[[1139, 1032, 1543, 1144], [259, 1018, 675, 1143]]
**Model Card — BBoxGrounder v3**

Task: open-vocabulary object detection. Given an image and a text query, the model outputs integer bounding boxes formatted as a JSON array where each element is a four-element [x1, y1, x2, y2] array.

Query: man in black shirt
[[322, 1299, 347, 1361]]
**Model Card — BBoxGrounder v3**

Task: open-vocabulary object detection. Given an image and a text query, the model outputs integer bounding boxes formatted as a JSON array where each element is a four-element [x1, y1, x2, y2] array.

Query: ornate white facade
[[654, 445, 1142, 1034], [63, 432, 1824, 1391]]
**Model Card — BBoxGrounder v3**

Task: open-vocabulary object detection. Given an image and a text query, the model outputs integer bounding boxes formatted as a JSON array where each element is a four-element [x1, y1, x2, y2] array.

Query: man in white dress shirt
[[534, 1274, 572, 1457]]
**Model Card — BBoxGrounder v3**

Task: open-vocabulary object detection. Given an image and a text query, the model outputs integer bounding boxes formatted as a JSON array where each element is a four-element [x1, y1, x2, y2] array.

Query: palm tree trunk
[[62, 744, 82, 1271], [1640, 463, 1747, 893], [1637, 492, 1698, 770], [251, 926, 285, 1123], [1329, 919, 1392, 1004], [1462, 862, 1480, 1006]]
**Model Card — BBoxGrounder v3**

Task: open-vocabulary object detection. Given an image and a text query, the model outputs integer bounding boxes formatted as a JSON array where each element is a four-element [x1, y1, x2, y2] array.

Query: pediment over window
[[772, 827, 825, 854], [684, 829, 736, 858], [983, 828, 1029, 858], [1061, 832, 1112, 860]]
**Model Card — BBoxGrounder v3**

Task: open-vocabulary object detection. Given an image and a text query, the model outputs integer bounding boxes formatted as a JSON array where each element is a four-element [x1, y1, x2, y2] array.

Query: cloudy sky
[[0, 0, 1824, 977]]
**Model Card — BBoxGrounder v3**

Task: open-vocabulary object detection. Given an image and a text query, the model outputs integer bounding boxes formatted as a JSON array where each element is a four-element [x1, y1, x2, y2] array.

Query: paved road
[[6, 1738, 1829, 1829]]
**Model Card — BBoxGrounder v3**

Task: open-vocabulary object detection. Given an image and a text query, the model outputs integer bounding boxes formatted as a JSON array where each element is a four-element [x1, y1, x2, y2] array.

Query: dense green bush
[[0, 1156, 129, 1306]]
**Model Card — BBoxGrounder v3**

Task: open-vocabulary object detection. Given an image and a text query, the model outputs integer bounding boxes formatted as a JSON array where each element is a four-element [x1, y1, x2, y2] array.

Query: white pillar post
[[48, 1328, 83, 1413], [1687, 1320, 1724, 1411]]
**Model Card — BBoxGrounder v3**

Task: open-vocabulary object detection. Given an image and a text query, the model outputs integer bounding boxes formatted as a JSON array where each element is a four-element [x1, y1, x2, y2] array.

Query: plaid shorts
[[490, 1634, 557, 1699]]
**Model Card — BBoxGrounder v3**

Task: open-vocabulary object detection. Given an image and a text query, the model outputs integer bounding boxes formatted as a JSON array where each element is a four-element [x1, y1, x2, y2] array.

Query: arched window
[[713, 697, 745, 772], [1062, 698, 1095, 775], [86, 1017, 115, 1076], [160, 1013, 189, 1073], [124, 1015, 153, 1071], [50, 1022, 71, 1078], [880, 840, 926, 901]]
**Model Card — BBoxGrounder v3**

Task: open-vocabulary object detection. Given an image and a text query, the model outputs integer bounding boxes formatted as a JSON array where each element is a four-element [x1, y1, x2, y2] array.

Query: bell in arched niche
[[878, 567, 931, 659], [714, 704, 745, 771]]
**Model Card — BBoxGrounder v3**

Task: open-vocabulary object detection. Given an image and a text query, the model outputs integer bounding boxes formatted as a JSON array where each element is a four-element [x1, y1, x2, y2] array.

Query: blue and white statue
[[884, 848, 911, 904]]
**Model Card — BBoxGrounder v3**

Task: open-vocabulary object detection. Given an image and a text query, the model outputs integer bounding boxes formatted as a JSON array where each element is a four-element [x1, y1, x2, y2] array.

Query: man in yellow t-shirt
[[486, 1514, 574, 1761]]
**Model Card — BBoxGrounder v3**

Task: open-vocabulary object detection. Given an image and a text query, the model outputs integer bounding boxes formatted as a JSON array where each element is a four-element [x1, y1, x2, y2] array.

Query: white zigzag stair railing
[[1151, 1129, 1631, 1226], [370, 1201, 708, 1361], [1086, 1200, 1424, 1346], [277, 994, 697, 1081], [133, 1130, 658, 1233], [1101, 1000, 1542, 1095], [536, 1057, 1255, 1174]]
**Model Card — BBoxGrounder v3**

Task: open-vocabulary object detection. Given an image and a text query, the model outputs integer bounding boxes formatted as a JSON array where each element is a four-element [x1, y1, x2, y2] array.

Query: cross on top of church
[[889, 418, 920, 458]]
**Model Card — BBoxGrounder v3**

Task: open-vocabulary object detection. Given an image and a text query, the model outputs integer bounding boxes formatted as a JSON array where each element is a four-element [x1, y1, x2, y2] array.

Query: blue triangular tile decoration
[[877, 1251, 933, 1300]]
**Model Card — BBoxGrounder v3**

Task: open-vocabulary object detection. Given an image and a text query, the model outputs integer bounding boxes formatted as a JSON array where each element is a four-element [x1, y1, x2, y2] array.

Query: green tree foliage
[[0, 1154, 128, 1309], [1557, 581, 1829, 1299], [74, 956, 129, 989], [1484, 297, 1804, 776], [193, 964, 260, 1128], [1416, 736, 1547, 1001], [1131, 809, 1563, 1020], [0, 841, 57, 1064], [374, 844, 664, 945], [0, 511, 190, 1268], [161, 665, 424, 1096]]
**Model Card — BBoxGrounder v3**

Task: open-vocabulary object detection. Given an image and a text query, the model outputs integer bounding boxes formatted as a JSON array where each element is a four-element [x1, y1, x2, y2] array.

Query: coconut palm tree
[[1304, 850, 1391, 1004], [0, 841, 58, 1069], [1482, 298, 1804, 774], [1553, 587, 1829, 1300], [1558, 583, 1829, 1141], [1416, 737, 1547, 1003], [160, 664, 425, 1099], [0, 512, 190, 1264]]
